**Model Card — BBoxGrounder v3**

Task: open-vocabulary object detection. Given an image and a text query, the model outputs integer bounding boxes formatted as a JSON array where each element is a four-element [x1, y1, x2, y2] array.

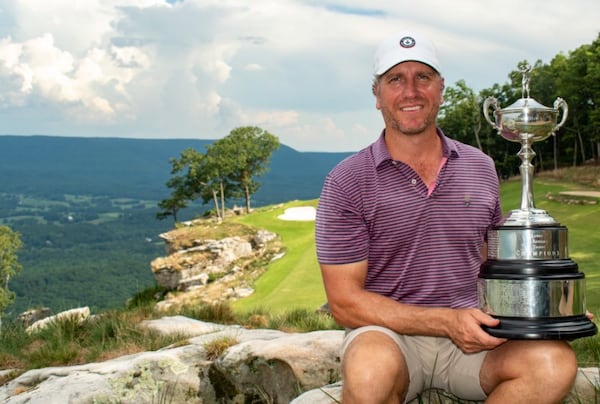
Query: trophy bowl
[[483, 97, 568, 143]]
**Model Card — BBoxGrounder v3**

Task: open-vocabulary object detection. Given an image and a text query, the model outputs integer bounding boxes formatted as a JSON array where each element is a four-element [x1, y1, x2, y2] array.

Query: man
[[315, 31, 578, 403]]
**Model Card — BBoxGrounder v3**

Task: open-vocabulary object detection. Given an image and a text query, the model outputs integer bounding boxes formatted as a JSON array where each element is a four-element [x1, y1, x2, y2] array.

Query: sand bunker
[[277, 206, 316, 221]]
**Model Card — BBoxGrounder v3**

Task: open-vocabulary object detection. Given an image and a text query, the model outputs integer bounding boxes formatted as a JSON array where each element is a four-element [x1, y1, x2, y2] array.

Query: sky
[[0, 0, 598, 152]]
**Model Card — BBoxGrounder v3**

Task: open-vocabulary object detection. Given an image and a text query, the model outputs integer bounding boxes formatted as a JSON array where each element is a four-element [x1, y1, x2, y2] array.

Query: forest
[[438, 33, 600, 178], [0, 140, 349, 318]]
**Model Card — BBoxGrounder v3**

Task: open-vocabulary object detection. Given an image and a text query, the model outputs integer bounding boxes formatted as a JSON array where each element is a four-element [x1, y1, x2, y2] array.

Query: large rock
[[18, 307, 53, 328], [0, 317, 343, 404], [211, 330, 341, 403], [26, 307, 90, 334], [151, 237, 254, 290]]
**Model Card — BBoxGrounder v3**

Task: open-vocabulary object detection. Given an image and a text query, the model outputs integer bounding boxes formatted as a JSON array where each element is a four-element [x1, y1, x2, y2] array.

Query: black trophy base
[[482, 315, 597, 340]]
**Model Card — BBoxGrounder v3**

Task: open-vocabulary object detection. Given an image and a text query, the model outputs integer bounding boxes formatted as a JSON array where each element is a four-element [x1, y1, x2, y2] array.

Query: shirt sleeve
[[315, 173, 370, 265]]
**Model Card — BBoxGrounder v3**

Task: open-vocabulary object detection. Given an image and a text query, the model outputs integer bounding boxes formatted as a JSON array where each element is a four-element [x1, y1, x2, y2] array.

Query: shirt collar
[[373, 128, 459, 168]]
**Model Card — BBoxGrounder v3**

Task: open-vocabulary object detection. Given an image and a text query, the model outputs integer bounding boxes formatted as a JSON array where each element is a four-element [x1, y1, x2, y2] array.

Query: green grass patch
[[228, 181, 600, 316], [63, 194, 93, 203], [231, 200, 326, 315]]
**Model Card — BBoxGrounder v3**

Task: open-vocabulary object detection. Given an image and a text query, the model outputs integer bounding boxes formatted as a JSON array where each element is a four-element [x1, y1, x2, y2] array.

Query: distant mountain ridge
[[0, 135, 353, 205], [0, 135, 354, 316]]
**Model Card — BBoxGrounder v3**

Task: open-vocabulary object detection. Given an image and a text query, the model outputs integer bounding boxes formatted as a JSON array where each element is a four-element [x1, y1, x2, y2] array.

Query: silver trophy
[[477, 65, 597, 339]]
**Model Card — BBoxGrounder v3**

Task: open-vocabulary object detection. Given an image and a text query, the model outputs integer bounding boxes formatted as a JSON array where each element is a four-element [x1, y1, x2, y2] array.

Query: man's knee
[[531, 340, 577, 382], [482, 340, 577, 398], [520, 341, 577, 398], [342, 331, 409, 403]]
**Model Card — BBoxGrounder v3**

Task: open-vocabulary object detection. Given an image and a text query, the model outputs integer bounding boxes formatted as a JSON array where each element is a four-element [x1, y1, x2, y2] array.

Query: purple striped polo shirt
[[315, 129, 503, 309]]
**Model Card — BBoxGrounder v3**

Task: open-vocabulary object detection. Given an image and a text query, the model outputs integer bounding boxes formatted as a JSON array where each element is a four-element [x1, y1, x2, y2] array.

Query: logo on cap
[[399, 36, 416, 48]]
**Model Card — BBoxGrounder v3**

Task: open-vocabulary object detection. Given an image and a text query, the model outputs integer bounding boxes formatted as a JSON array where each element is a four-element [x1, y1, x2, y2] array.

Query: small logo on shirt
[[464, 195, 471, 207]]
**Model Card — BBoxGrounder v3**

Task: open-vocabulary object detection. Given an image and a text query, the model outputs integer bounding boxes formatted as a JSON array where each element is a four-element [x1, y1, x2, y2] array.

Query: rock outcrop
[[151, 229, 278, 293], [148, 226, 279, 312], [18, 307, 53, 328], [0, 317, 342, 404]]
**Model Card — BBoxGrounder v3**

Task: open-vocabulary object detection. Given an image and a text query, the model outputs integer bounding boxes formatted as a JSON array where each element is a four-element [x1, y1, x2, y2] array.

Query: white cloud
[[0, 0, 598, 151], [0, 31, 150, 123]]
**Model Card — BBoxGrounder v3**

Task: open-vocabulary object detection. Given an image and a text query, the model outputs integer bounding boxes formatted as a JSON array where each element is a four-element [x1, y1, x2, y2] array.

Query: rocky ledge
[[0, 317, 342, 403]]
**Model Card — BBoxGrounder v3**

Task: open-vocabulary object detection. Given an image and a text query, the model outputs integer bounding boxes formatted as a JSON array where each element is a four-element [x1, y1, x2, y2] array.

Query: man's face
[[373, 61, 444, 136]]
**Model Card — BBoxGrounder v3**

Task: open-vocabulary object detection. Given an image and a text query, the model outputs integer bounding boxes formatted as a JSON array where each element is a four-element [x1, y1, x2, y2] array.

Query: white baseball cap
[[373, 32, 441, 76]]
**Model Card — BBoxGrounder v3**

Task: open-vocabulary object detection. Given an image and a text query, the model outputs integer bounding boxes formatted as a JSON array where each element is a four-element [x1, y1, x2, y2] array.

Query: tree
[[158, 126, 280, 221], [157, 154, 194, 223], [209, 127, 280, 213], [553, 36, 600, 165], [586, 33, 600, 162], [157, 148, 227, 222], [439, 80, 483, 151], [0, 225, 23, 330], [156, 174, 189, 223], [195, 149, 237, 220]]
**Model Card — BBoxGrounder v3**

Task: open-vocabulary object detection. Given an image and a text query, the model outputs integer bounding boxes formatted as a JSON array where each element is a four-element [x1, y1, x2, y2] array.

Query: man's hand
[[447, 308, 507, 353]]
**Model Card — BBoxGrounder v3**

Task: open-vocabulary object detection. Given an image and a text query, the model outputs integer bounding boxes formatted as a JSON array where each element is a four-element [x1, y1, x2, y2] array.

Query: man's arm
[[320, 260, 507, 353]]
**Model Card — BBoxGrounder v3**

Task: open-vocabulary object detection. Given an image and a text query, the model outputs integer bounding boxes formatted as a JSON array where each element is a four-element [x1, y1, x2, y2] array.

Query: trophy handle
[[553, 97, 568, 133], [483, 96, 500, 130]]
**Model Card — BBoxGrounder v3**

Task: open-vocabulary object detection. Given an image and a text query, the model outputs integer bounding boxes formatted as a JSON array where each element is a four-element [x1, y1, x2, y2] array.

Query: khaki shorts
[[342, 326, 487, 403]]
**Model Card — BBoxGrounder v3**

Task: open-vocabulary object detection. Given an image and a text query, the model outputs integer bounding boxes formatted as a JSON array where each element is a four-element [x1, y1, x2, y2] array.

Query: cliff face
[[150, 220, 279, 310]]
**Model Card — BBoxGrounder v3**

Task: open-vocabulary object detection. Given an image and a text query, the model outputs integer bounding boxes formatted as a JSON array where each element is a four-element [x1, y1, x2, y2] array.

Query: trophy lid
[[500, 97, 556, 114]]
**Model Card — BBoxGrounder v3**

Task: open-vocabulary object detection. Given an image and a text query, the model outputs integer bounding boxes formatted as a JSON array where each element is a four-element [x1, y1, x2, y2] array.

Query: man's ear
[[372, 83, 381, 110]]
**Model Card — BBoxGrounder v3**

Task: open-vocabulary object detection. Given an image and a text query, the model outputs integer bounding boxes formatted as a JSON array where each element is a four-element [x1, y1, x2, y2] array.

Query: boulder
[[0, 317, 343, 404], [26, 307, 90, 334], [211, 330, 342, 403]]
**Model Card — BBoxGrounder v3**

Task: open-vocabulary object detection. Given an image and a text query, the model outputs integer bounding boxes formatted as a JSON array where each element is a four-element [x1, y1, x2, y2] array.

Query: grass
[[0, 305, 187, 372], [0, 298, 338, 375], [204, 336, 239, 360], [230, 200, 326, 315]]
